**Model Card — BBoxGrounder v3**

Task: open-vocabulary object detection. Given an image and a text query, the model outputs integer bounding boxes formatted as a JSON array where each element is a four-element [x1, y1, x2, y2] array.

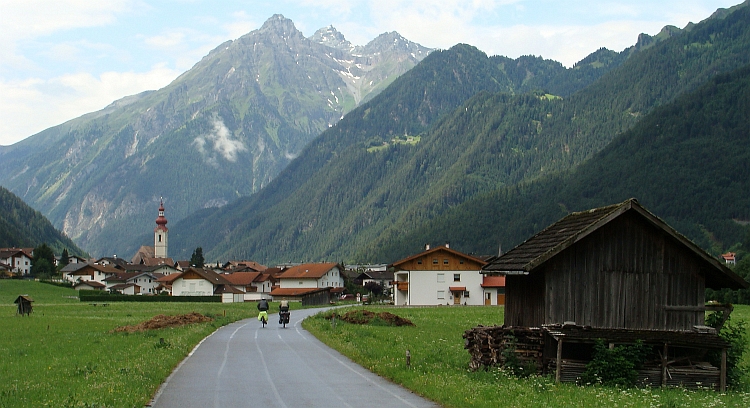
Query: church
[[131, 199, 174, 266]]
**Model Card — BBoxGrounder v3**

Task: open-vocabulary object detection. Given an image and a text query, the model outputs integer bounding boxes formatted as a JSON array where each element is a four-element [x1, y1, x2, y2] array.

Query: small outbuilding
[[471, 198, 748, 390], [14, 295, 34, 316]]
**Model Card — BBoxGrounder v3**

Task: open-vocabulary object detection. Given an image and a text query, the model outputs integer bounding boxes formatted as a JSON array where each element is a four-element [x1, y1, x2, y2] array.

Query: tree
[[364, 281, 384, 298], [190, 247, 205, 268], [31, 243, 56, 276], [60, 249, 70, 268]]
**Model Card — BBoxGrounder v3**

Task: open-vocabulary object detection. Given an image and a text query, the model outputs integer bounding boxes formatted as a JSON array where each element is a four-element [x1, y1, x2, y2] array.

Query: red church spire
[[155, 198, 168, 232]]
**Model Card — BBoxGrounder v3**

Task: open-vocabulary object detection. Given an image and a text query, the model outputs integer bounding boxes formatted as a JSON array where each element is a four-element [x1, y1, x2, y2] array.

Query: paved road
[[148, 307, 439, 408]]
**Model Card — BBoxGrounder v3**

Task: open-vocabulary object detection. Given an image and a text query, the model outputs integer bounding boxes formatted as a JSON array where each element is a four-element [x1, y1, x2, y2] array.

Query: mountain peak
[[311, 25, 354, 51], [260, 14, 304, 39], [363, 31, 431, 56]]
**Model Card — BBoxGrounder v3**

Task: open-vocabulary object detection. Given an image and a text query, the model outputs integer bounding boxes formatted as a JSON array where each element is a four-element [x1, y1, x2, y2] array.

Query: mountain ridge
[[167, 3, 750, 264], [0, 15, 432, 258]]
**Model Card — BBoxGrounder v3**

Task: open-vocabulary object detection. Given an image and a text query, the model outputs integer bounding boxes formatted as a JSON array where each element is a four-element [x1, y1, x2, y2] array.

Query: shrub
[[580, 339, 650, 387], [706, 312, 749, 389]]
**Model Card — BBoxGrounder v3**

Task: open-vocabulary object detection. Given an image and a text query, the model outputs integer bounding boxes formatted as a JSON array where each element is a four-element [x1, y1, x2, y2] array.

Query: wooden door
[[485, 292, 491, 306], [453, 292, 461, 305], [497, 293, 505, 306]]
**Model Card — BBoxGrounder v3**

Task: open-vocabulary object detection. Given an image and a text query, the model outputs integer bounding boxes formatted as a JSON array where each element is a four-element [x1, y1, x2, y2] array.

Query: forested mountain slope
[[0, 187, 84, 255], [380, 63, 750, 261], [170, 3, 750, 263]]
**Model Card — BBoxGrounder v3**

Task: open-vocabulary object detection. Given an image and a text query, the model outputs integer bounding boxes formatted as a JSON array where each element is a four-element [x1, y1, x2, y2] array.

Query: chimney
[[425, 244, 430, 250], [445, 242, 450, 248]]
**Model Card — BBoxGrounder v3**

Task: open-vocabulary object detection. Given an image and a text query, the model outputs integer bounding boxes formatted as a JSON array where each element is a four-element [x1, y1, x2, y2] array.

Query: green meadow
[[0, 280, 260, 407], [303, 306, 750, 408], [3, 280, 750, 407]]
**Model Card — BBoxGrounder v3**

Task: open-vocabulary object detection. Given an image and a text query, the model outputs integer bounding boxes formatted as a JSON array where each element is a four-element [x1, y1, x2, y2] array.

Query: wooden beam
[[720, 348, 727, 391], [661, 343, 668, 387], [663, 305, 706, 312], [555, 338, 563, 383]]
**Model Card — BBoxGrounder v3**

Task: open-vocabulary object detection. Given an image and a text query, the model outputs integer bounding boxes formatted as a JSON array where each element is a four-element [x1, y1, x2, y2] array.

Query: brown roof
[[223, 272, 262, 285], [279, 263, 338, 279], [131, 245, 155, 264], [178, 268, 234, 286], [223, 260, 267, 272], [109, 283, 140, 290], [215, 285, 245, 294], [103, 272, 141, 282], [157, 273, 181, 284], [482, 198, 747, 290], [391, 245, 487, 268], [74, 280, 106, 289], [142, 257, 175, 267], [0, 248, 30, 258], [357, 271, 395, 281], [270, 287, 329, 297]]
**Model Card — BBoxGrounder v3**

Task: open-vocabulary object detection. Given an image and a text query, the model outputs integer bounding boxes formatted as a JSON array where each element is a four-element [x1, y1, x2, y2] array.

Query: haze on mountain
[[0, 15, 431, 258], [168, 1, 750, 264]]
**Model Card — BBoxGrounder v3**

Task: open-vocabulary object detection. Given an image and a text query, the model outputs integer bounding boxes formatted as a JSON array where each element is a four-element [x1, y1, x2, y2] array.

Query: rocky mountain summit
[[0, 15, 432, 258]]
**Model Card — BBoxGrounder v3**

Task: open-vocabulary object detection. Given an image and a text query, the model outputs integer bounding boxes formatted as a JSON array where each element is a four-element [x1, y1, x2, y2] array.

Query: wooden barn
[[474, 198, 747, 390], [14, 295, 34, 316]]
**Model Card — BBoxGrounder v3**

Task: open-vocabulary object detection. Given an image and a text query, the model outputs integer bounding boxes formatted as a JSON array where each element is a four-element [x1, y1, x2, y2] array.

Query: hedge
[[79, 294, 221, 303]]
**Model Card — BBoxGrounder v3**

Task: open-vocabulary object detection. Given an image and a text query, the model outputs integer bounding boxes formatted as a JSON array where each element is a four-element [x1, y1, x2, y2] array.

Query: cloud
[[193, 118, 247, 166], [0, 65, 180, 145]]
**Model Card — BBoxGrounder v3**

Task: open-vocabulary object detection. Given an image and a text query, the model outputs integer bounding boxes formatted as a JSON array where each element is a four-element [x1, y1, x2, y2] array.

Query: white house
[[109, 283, 140, 295], [171, 268, 235, 297], [0, 248, 33, 275], [127, 272, 162, 295], [277, 263, 344, 289], [223, 271, 275, 301], [392, 244, 487, 306]]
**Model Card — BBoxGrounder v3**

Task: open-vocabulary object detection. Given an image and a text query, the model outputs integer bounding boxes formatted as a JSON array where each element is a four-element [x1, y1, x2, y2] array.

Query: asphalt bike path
[[148, 306, 440, 407]]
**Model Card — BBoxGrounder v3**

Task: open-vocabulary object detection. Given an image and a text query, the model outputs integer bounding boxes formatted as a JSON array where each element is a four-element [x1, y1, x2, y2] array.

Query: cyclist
[[279, 299, 290, 325], [257, 298, 269, 325]]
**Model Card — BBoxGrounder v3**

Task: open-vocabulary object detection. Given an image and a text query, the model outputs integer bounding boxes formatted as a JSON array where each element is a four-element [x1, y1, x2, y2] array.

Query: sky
[[0, 0, 742, 146]]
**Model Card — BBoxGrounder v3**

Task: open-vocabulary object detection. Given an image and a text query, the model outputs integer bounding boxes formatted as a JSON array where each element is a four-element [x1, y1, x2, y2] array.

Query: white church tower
[[154, 198, 168, 258]]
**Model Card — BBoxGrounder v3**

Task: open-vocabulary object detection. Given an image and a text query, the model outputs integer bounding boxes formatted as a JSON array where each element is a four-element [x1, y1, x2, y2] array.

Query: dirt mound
[[336, 310, 415, 327], [112, 312, 213, 333]]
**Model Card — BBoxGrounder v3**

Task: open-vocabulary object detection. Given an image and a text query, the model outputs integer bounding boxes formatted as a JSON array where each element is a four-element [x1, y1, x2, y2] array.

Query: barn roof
[[483, 198, 747, 290], [14, 295, 34, 303]]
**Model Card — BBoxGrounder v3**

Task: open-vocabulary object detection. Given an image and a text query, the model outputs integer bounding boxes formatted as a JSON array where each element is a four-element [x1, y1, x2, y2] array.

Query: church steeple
[[154, 198, 168, 258]]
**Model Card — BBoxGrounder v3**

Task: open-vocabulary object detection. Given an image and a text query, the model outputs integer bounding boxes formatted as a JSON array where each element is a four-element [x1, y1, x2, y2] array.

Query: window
[[454, 274, 460, 282], [432, 258, 438, 265], [417, 259, 422, 265], [443, 259, 449, 265], [437, 290, 445, 299], [437, 273, 445, 283], [464, 291, 470, 298]]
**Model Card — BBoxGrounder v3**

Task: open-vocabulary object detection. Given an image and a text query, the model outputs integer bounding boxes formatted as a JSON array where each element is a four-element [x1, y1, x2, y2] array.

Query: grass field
[[302, 305, 750, 408], [0, 280, 263, 407], [3, 279, 750, 407]]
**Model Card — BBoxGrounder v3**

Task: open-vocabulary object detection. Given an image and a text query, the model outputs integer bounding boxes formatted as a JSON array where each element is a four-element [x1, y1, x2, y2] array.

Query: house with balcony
[[391, 244, 487, 306]]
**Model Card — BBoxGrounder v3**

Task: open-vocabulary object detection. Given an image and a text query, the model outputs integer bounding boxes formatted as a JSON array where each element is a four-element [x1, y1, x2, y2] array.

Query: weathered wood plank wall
[[505, 213, 706, 331]]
